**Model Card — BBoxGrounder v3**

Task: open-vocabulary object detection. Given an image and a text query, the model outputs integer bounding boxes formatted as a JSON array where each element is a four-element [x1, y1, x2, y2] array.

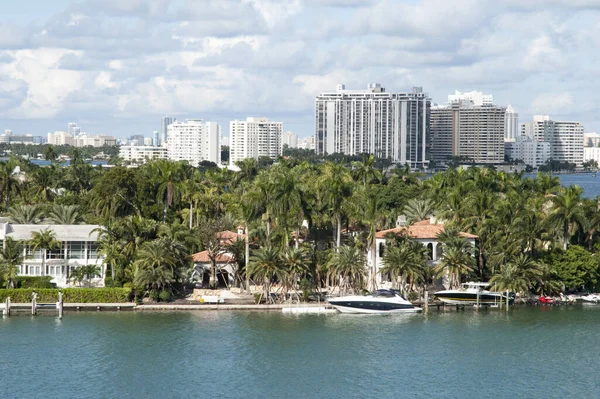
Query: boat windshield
[[371, 289, 403, 298]]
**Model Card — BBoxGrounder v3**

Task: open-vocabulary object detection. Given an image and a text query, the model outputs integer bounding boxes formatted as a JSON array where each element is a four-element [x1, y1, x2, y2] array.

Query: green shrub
[[407, 291, 419, 302], [16, 276, 56, 289], [253, 293, 263, 304], [158, 290, 171, 302], [0, 288, 132, 303], [149, 290, 160, 302]]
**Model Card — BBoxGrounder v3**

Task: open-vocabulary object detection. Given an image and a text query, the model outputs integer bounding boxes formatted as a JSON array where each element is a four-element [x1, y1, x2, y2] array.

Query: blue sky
[[1, 0, 600, 139]]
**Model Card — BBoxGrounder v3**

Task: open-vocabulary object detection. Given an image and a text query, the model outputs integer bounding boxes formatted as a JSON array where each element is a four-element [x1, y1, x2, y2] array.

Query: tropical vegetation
[[0, 148, 598, 301]]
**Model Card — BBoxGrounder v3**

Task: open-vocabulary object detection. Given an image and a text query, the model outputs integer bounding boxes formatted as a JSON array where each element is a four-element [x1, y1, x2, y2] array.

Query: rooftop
[[0, 223, 100, 241], [375, 220, 477, 240], [192, 250, 233, 264]]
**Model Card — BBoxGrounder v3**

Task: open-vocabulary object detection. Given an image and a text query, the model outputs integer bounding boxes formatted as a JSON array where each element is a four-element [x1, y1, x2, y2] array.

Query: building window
[[67, 242, 85, 259], [87, 243, 99, 259]]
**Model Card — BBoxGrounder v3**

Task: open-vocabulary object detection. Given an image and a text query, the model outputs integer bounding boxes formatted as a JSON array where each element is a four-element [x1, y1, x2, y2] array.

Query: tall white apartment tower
[[161, 116, 176, 145], [167, 120, 221, 166], [520, 115, 584, 166], [315, 84, 430, 167], [504, 105, 519, 141], [230, 117, 283, 164]]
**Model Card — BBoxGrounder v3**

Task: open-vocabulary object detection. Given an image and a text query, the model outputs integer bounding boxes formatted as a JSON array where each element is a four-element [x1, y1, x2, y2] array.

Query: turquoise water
[[2, 307, 600, 398]]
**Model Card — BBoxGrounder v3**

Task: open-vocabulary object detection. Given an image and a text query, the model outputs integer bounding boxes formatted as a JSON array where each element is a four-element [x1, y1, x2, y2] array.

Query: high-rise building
[[315, 84, 430, 167], [129, 135, 145, 146], [153, 131, 160, 147], [504, 105, 518, 141], [429, 101, 506, 164], [448, 91, 493, 106], [282, 131, 298, 148], [161, 116, 175, 144], [68, 122, 81, 136], [48, 131, 74, 146], [521, 115, 584, 166], [230, 117, 283, 164], [167, 120, 221, 166], [73, 134, 118, 147]]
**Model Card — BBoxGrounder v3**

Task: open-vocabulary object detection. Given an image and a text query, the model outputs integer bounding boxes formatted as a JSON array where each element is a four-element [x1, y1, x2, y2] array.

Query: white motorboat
[[327, 289, 422, 314], [580, 294, 600, 303], [435, 282, 512, 305]]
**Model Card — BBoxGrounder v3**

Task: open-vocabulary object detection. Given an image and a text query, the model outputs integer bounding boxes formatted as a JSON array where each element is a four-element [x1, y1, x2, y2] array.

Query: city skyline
[[1, 1, 599, 138]]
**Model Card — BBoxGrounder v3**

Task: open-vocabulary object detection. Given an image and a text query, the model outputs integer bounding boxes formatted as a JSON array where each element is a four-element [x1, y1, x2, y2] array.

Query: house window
[[47, 245, 64, 260], [87, 243, 99, 259], [67, 242, 85, 259]]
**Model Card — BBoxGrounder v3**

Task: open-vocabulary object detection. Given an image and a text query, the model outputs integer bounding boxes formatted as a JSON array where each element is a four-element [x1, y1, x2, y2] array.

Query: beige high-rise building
[[430, 101, 505, 164], [229, 117, 282, 164]]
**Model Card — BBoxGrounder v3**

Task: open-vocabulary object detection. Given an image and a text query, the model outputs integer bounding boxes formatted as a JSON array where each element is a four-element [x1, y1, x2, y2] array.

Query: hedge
[[15, 276, 56, 289], [0, 288, 132, 303]]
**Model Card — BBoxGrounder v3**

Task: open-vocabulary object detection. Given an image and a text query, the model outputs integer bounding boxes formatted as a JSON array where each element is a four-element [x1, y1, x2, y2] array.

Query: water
[[555, 172, 600, 198], [2, 307, 600, 399], [28, 159, 108, 167]]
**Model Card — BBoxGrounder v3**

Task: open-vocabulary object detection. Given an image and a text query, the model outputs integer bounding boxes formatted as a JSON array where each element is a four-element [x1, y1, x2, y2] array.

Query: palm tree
[[248, 245, 283, 301], [47, 205, 83, 224], [546, 186, 586, 250], [403, 199, 435, 222], [0, 237, 23, 288], [352, 154, 382, 187], [327, 245, 366, 294], [152, 160, 185, 223], [29, 165, 57, 202], [7, 204, 43, 224], [28, 229, 61, 277], [490, 254, 543, 296], [44, 146, 57, 163], [133, 240, 176, 292], [270, 166, 303, 248], [318, 162, 354, 248], [0, 161, 21, 211], [434, 243, 475, 289], [281, 247, 309, 298], [380, 240, 428, 293], [69, 265, 101, 287]]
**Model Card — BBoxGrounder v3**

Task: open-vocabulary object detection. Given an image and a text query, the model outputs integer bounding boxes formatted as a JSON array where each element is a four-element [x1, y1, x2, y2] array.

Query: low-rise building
[[119, 145, 168, 165], [0, 222, 106, 288], [505, 135, 551, 168], [367, 218, 477, 287]]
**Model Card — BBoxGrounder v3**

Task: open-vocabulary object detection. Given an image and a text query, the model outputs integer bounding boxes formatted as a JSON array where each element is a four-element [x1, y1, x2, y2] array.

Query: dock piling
[[424, 291, 429, 313], [57, 292, 63, 320], [32, 292, 37, 315]]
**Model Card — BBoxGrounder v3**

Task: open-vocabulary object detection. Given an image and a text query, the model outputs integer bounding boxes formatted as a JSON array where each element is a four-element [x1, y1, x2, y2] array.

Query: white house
[[368, 218, 477, 286], [0, 222, 105, 288]]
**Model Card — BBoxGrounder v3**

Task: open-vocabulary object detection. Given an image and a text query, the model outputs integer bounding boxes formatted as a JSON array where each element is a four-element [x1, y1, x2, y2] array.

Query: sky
[[1, 0, 600, 139]]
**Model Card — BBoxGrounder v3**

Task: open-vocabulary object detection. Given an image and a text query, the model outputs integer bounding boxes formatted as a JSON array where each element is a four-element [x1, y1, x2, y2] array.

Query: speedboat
[[327, 289, 422, 314], [435, 282, 512, 305], [580, 294, 600, 303]]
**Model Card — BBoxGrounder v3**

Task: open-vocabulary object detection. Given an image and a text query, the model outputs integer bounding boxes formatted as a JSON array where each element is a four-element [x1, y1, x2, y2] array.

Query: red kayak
[[539, 296, 554, 304]]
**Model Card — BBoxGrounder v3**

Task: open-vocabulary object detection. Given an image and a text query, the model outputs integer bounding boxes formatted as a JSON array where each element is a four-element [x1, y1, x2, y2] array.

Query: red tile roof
[[375, 220, 478, 239], [192, 250, 233, 263], [216, 230, 246, 244]]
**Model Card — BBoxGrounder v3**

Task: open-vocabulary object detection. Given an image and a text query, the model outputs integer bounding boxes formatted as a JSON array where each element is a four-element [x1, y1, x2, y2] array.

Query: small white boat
[[580, 294, 600, 303], [327, 289, 422, 314]]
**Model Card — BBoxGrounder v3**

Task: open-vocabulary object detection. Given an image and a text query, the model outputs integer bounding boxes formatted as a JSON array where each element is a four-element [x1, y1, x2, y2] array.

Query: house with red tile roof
[[368, 217, 477, 287], [191, 229, 245, 287]]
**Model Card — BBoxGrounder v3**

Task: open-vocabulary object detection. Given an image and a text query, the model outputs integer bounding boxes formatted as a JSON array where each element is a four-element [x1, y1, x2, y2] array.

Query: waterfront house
[[368, 217, 477, 287], [191, 229, 245, 288], [0, 222, 105, 288]]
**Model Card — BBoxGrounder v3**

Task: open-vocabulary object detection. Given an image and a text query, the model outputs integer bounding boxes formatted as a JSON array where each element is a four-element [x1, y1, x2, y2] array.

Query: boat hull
[[435, 292, 504, 305], [328, 299, 422, 314]]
